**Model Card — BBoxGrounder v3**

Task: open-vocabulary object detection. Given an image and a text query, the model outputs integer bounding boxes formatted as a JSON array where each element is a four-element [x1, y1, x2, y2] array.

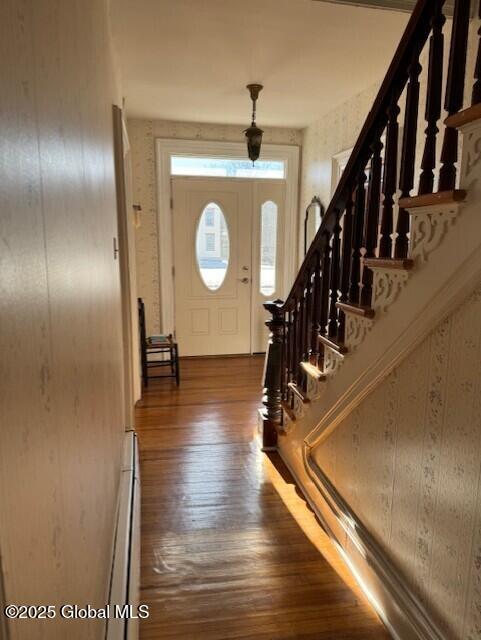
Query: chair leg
[[175, 345, 180, 387], [142, 350, 148, 388]]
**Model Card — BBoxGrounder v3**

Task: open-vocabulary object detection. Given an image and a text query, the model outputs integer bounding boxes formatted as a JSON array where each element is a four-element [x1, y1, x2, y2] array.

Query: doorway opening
[[156, 139, 300, 357], [172, 176, 285, 356]]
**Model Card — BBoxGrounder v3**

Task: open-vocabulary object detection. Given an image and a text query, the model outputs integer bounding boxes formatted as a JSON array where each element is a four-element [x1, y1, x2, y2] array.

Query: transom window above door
[[171, 156, 285, 179]]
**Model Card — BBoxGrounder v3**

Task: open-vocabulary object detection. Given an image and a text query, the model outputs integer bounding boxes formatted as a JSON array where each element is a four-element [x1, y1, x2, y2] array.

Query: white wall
[[312, 283, 481, 639], [0, 1, 125, 638], [128, 118, 302, 334]]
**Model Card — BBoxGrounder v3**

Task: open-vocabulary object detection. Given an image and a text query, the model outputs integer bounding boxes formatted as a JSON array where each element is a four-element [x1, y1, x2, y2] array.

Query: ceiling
[[111, 0, 409, 128]]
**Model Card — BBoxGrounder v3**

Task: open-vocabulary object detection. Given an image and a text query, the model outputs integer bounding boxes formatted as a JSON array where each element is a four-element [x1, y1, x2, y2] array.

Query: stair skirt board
[[106, 430, 141, 640], [275, 260, 481, 639], [277, 447, 444, 640]]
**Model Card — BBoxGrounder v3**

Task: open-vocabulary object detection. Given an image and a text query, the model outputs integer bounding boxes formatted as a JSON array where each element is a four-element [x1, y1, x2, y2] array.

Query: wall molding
[[301, 448, 445, 640], [305, 229, 481, 449], [276, 444, 445, 640], [155, 138, 300, 334]]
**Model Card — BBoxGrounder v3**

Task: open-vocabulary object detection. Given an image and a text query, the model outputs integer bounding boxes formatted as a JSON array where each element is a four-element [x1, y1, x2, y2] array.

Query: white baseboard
[[277, 446, 445, 640], [106, 430, 141, 640]]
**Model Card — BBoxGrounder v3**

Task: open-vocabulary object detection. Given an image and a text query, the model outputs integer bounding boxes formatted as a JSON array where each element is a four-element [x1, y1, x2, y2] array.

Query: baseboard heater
[[106, 430, 141, 640]]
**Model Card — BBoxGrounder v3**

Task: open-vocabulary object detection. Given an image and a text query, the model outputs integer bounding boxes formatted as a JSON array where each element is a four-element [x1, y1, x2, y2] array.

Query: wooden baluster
[[472, 0, 481, 105], [396, 50, 422, 258], [291, 303, 298, 390], [303, 272, 312, 364], [418, 0, 445, 195], [281, 313, 289, 398], [297, 294, 304, 383], [349, 170, 367, 303], [287, 309, 293, 393], [439, 0, 471, 191], [319, 235, 331, 368], [338, 194, 354, 343], [361, 138, 383, 307], [328, 211, 341, 337], [319, 235, 331, 336], [380, 98, 400, 258], [310, 252, 322, 365]]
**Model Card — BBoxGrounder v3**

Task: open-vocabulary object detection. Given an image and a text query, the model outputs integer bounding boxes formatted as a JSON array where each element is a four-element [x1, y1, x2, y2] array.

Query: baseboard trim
[[106, 430, 140, 640], [296, 446, 445, 640]]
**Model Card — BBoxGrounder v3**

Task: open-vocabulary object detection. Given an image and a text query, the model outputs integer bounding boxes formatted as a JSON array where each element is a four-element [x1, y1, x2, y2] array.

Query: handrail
[[279, 0, 434, 312], [259, 0, 478, 449]]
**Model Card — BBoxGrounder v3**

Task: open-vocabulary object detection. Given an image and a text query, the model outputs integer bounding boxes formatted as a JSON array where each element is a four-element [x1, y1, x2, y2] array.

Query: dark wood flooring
[[135, 355, 390, 639]]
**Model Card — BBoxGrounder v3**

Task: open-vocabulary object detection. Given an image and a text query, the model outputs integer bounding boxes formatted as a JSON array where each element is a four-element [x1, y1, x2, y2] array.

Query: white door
[[172, 178, 252, 356], [172, 177, 286, 356]]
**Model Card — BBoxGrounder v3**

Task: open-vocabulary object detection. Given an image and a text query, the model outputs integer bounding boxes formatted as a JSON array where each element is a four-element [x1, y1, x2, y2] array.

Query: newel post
[[258, 299, 285, 451]]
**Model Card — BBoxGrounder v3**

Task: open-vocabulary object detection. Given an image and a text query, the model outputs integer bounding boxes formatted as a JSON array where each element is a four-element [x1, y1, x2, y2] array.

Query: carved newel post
[[259, 299, 284, 450]]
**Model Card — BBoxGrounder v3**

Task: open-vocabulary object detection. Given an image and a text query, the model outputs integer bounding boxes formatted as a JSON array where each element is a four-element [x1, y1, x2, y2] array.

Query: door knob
[[242, 266, 249, 271], [239, 277, 249, 284]]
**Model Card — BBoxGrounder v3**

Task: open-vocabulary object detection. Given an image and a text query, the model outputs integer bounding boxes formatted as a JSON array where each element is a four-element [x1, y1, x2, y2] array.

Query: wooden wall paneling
[[0, 1, 125, 638]]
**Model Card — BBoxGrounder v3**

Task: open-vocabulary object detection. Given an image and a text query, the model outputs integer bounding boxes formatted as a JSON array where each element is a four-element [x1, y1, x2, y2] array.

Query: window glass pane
[[172, 156, 285, 179], [196, 203, 229, 290], [260, 201, 277, 296]]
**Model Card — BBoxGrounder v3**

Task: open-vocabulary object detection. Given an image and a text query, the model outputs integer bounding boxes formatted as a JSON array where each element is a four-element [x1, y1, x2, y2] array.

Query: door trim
[[155, 138, 300, 334], [112, 105, 138, 423]]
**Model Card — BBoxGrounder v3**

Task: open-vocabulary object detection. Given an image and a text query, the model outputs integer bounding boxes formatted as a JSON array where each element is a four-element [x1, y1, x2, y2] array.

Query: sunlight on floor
[[262, 451, 382, 621]]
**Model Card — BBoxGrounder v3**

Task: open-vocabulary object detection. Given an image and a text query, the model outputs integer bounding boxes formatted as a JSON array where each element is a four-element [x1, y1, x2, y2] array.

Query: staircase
[[260, 1, 481, 638]]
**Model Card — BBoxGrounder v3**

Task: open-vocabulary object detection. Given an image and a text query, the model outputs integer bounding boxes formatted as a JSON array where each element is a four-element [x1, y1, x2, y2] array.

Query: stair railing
[[261, 0, 480, 447]]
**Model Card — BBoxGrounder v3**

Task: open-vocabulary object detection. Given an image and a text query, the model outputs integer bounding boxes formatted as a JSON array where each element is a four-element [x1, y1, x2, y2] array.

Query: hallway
[[135, 356, 390, 639]]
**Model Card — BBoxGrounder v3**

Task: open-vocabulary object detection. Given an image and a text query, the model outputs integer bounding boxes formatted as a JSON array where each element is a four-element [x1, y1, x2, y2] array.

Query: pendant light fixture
[[244, 84, 264, 164]]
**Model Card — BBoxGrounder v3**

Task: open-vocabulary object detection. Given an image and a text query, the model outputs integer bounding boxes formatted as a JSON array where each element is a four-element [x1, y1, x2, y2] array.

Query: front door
[[172, 177, 286, 357]]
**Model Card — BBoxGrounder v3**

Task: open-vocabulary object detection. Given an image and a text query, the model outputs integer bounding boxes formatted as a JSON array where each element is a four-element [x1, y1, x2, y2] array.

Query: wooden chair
[[138, 298, 180, 387]]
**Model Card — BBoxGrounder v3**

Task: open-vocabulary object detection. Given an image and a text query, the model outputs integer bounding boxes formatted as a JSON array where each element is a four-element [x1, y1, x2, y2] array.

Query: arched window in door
[[196, 203, 230, 291]]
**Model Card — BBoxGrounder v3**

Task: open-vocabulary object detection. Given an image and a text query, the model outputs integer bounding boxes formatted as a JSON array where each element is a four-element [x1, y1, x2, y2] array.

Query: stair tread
[[363, 258, 414, 271], [445, 103, 481, 129], [318, 334, 348, 354], [287, 382, 310, 403], [399, 189, 466, 209], [336, 302, 375, 319], [300, 361, 326, 380]]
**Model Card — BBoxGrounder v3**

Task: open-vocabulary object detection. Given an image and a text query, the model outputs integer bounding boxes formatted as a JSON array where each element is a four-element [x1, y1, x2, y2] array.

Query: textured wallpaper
[[301, 81, 380, 219], [128, 118, 301, 335], [312, 284, 481, 639], [300, 17, 478, 242]]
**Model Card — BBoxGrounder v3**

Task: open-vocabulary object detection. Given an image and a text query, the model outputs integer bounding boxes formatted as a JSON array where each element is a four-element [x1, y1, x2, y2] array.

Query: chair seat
[[147, 334, 174, 346], [138, 299, 180, 387]]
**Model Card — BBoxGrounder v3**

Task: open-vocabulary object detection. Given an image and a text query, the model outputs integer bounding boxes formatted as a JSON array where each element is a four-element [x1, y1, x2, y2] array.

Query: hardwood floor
[[135, 355, 390, 639]]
